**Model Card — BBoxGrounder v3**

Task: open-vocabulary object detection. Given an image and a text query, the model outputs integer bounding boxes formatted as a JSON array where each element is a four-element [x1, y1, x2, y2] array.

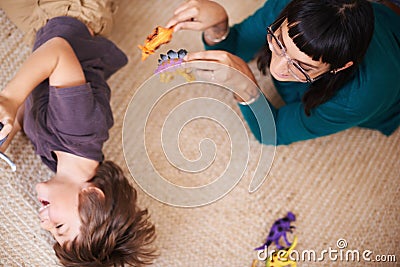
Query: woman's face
[[268, 21, 331, 82]]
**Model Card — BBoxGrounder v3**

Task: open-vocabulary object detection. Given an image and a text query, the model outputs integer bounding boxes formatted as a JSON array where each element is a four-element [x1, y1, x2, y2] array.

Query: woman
[[166, 0, 400, 145]]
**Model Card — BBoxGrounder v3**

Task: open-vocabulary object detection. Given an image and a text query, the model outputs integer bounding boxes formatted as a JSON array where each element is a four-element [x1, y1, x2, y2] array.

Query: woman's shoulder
[[331, 67, 399, 119], [371, 2, 400, 49], [342, 3, 400, 111]]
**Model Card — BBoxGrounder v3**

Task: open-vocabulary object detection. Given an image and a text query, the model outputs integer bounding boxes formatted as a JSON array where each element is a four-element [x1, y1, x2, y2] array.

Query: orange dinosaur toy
[[138, 26, 174, 61]]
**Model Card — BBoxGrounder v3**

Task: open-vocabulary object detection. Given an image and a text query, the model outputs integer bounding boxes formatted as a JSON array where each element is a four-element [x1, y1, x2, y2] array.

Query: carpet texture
[[0, 1, 399, 266]]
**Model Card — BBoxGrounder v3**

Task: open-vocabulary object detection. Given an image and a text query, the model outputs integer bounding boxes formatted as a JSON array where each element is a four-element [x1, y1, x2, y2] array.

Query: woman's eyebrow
[[280, 29, 319, 69]]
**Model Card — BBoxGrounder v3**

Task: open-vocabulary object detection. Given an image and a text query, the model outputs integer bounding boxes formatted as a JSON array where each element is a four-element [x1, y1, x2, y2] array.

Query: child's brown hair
[[53, 161, 157, 266]]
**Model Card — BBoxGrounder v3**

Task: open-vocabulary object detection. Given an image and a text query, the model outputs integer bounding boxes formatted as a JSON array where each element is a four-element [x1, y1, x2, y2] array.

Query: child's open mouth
[[39, 199, 50, 213]]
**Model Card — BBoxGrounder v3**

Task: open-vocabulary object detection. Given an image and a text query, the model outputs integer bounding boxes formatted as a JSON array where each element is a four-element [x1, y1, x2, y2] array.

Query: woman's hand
[[166, 0, 229, 45], [166, 0, 227, 31], [185, 50, 261, 102], [186, 50, 257, 83]]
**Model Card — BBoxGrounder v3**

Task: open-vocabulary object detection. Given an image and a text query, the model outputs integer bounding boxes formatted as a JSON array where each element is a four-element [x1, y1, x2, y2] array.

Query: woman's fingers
[[186, 51, 258, 86], [166, 10, 195, 30], [184, 51, 237, 83], [173, 20, 203, 32], [185, 50, 228, 62], [166, 1, 199, 30], [166, 0, 227, 32], [173, 0, 197, 15]]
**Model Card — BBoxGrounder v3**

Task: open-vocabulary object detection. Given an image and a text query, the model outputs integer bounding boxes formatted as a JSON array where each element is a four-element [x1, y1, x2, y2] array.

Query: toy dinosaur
[[155, 49, 187, 73], [138, 26, 174, 61], [155, 49, 195, 83], [255, 212, 296, 251]]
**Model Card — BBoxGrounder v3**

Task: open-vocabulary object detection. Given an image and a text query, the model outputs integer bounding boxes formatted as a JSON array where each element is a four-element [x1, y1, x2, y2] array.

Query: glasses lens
[[288, 62, 309, 82], [267, 31, 284, 56]]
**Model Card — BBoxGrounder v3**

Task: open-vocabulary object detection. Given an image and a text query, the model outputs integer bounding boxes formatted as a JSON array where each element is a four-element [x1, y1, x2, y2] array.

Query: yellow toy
[[159, 68, 195, 83], [266, 236, 298, 267], [251, 236, 298, 267]]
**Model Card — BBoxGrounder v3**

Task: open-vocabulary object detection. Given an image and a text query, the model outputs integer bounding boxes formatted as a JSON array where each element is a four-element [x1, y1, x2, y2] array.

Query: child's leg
[[1, 0, 117, 45], [0, 0, 37, 34]]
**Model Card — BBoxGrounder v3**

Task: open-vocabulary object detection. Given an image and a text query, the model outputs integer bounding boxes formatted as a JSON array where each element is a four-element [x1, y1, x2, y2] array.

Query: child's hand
[[0, 94, 18, 141], [166, 0, 228, 32]]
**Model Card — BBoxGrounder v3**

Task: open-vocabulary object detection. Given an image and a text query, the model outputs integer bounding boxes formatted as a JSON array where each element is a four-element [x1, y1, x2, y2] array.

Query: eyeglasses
[[267, 25, 318, 83]]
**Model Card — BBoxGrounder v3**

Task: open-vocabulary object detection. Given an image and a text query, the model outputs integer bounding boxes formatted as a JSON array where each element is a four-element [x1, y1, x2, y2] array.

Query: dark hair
[[257, 0, 374, 115], [53, 161, 157, 267]]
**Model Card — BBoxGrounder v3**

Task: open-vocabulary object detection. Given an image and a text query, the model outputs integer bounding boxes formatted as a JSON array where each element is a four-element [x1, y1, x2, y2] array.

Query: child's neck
[[54, 151, 99, 183]]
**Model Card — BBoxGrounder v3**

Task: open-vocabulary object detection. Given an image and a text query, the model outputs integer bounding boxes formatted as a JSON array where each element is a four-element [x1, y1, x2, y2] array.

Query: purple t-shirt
[[23, 17, 128, 172]]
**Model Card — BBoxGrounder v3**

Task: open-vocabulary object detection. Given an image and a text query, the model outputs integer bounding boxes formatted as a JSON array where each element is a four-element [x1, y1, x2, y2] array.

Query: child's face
[[35, 176, 83, 245]]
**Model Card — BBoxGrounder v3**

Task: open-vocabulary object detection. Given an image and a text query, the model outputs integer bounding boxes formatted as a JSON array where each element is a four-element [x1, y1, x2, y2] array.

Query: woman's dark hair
[[257, 0, 374, 115]]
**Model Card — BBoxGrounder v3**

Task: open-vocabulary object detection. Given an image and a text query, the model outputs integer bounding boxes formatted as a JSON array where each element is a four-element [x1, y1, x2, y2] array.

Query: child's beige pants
[[0, 0, 116, 44]]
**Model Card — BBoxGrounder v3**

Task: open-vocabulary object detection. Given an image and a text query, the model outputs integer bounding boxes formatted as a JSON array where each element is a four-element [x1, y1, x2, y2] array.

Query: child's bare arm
[[2, 37, 85, 107], [0, 37, 85, 144]]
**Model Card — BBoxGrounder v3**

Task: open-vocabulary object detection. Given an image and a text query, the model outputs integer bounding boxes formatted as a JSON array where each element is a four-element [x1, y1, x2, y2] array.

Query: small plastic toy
[[138, 26, 174, 61], [0, 122, 16, 172], [155, 49, 195, 83], [265, 236, 298, 267], [255, 212, 296, 251], [0, 122, 7, 146], [251, 236, 298, 267], [155, 49, 187, 73]]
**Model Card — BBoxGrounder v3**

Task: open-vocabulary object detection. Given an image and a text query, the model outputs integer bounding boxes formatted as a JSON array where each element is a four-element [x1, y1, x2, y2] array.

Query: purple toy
[[155, 49, 187, 74], [255, 212, 296, 250]]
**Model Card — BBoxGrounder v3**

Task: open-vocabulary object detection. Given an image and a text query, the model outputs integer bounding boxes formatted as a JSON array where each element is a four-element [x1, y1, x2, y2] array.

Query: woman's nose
[[274, 55, 290, 74]]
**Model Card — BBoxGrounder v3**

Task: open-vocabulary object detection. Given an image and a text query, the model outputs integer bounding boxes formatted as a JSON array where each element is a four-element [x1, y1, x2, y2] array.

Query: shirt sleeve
[[239, 91, 370, 146], [204, 0, 291, 62], [47, 83, 109, 144]]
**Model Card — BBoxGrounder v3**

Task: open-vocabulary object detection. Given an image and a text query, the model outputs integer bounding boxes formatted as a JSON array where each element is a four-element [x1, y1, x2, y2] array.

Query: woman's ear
[[332, 61, 354, 74], [81, 186, 105, 199]]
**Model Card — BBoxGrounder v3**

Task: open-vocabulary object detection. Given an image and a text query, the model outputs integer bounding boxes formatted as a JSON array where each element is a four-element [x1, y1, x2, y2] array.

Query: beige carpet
[[1, 1, 399, 266]]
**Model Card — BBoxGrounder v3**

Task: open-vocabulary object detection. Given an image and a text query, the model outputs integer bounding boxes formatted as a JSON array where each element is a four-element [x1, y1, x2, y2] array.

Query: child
[[0, 0, 157, 266]]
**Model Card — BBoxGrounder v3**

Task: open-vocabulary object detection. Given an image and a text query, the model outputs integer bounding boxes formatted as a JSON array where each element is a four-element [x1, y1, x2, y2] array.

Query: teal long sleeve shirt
[[205, 0, 400, 145]]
